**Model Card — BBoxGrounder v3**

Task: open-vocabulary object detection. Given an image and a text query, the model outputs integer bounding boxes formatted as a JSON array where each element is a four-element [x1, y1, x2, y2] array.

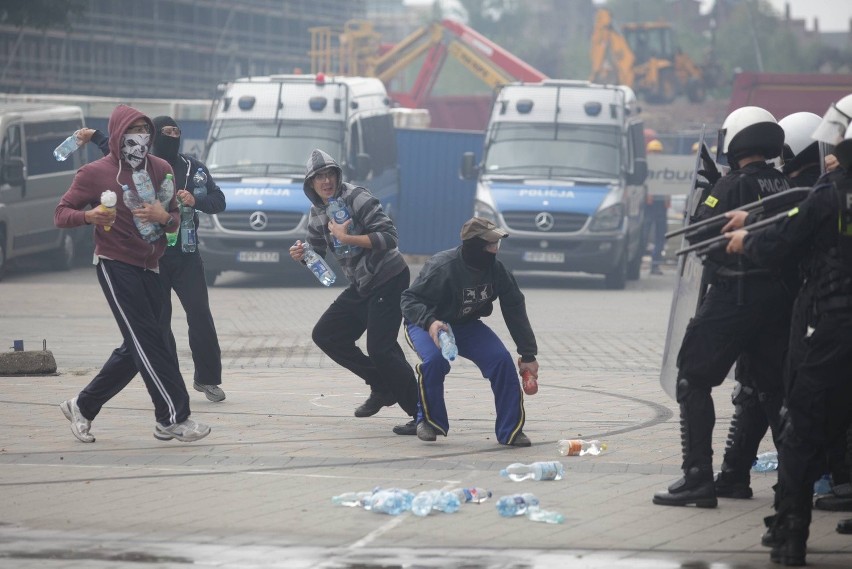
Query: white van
[[0, 103, 86, 280]]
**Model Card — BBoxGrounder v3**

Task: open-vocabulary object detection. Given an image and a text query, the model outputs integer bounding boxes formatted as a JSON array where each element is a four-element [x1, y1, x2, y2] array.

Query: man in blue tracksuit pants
[[400, 217, 539, 446]]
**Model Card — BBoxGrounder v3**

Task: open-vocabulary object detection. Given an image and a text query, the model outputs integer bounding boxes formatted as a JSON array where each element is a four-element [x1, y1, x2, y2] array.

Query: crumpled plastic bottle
[[411, 490, 461, 516], [367, 488, 414, 515], [752, 451, 779, 473], [495, 493, 540, 517]]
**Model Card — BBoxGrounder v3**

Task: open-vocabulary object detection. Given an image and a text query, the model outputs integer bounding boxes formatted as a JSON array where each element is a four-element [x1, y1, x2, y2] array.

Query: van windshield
[[206, 119, 344, 177], [483, 123, 621, 180]]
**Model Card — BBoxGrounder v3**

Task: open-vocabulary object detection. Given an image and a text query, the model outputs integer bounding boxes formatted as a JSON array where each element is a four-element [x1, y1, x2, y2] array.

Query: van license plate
[[237, 251, 280, 263], [522, 251, 564, 263]]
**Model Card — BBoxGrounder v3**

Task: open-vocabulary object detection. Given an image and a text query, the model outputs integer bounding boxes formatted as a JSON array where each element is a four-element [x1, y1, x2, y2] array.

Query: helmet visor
[[812, 104, 852, 145]]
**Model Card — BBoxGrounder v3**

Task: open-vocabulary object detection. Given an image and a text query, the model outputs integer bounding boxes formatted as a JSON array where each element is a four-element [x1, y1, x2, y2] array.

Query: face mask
[[462, 237, 497, 270], [121, 133, 150, 168]]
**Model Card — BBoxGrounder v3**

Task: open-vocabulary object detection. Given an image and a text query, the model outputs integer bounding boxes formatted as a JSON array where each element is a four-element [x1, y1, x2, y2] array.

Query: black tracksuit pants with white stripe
[[75, 259, 190, 427]]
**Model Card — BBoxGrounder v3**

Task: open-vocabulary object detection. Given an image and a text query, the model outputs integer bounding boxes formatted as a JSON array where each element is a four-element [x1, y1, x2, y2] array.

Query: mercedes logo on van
[[534, 212, 554, 231], [249, 211, 268, 231]]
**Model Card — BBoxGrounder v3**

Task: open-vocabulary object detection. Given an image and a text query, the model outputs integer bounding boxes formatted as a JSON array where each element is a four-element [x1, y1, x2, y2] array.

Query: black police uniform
[[653, 161, 794, 507], [740, 168, 852, 565]]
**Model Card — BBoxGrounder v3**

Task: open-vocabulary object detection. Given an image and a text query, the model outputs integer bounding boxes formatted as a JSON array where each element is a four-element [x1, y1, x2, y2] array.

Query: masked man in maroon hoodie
[[54, 104, 211, 443]]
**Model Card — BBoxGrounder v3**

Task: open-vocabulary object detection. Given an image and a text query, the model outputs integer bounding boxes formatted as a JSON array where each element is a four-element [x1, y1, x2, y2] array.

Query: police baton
[[665, 187, 810, 241], [675, 208, 798, 257]]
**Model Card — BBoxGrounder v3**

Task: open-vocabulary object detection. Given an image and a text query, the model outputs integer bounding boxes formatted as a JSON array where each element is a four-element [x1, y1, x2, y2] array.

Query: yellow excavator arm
[[589, 8, 635, 86]]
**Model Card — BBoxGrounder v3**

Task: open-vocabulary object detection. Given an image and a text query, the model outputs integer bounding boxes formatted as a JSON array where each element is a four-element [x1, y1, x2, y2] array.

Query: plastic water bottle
[[495, 493, 540, 517], [53, 131, 81, 161], [526, 506, 565, 524], [159, 172, 175, 209], [438, 325, 457, 361], [192, 168, 207, 199], [132, 169, 156, 203], [752, 451, 779, 473], [557, 439, 608, 456], [300, 241, 336, 286], [411, 490, 460, 516], [121, 184, 156, 239], [180, 198, 197, 253], [367, 488, 414, 515], [452, 487, 492, 504], [814, 474, 832, 495], [500, 461, 564, 482], [331, 491, 373, 508], [326, 198, 352, 255]]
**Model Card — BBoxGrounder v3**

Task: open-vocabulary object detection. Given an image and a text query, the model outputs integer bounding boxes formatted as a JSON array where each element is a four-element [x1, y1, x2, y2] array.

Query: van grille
[[502, 211, 588, 233], [215, 211, 304, 232]]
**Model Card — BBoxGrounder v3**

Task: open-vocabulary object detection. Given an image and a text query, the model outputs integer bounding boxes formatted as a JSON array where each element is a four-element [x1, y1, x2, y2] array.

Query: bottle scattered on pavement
[[438, 325, 457, 361], [500, 461, 564, 482], [557, 439, 607, 456], [526, 506, 565, 524], [331, 491, 373, 508], [495, 493, 540, 517], [452, 487, 492, 503], [411, 490, 461, 516], [752, 451, 779, 472], [367, 488, 414, 515], [814, 474, 832, 495]]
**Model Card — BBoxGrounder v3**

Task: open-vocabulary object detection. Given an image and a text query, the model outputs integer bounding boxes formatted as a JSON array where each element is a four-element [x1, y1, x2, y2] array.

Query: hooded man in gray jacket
[[289, 149, 418, 434]]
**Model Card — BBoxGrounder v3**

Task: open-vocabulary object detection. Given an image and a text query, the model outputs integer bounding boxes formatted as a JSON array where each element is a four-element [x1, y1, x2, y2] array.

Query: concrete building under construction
[[0, 0, 367, 100]]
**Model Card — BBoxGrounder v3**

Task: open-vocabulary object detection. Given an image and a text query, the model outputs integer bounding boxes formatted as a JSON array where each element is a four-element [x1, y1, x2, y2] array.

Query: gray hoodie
[[303, 149, 407, 295]]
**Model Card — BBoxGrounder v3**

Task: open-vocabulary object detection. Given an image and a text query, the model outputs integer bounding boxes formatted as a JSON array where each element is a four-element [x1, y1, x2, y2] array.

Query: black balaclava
[[462, 236, 497, 270], [151, 115, 181, 165]]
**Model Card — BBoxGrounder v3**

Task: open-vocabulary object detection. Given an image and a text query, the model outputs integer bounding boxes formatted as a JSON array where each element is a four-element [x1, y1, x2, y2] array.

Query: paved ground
[[1, 259, 851, 568]]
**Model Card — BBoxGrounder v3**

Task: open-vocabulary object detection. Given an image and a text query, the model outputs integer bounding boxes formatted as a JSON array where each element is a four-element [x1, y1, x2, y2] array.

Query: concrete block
[[0, 350, 57, 375]]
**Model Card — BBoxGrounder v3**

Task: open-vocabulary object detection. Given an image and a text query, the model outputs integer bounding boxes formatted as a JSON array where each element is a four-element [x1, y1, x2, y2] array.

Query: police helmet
[[779, 112, 821, 160], [812, 93, 852, 146], [716, 106, 784, 167]]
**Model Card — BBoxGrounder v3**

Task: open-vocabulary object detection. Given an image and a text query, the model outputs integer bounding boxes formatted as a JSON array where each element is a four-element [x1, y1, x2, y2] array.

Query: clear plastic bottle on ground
[[526, 506, 565, 524], [326, 198, 352, 255], [53, 131, 82, 161], [367, 488, 414, 515], [411, 490, 461, 516], [452, 487, 492, 504], [814, 473, 832, 495], [500, 461, 564, 482], [331, 491, 373, 508], [557, 439, 608, 456], [300, 241, 336, 286], [438, 325, 457, 361], [495, 493, 540, 517], [752, 451, 779, 472]]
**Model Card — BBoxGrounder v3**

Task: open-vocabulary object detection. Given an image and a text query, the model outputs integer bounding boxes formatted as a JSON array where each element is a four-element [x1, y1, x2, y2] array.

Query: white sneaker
[[60, 397, 95, 443], [154, 418, 211, 442], [193, 382, 226, 402]]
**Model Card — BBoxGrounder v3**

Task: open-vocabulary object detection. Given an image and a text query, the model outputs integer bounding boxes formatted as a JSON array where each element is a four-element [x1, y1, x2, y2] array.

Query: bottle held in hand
[[99, 190, 117, 232], [438, 325, 457, 361], [299, 241, 336, 286], [53, 131, 82, 161]]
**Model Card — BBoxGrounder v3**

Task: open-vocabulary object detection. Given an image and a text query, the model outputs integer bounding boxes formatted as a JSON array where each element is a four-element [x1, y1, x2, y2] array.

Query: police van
[[461, 80, 648, 289], [0, 103, 86, 281], [200, 74, 400, 285]]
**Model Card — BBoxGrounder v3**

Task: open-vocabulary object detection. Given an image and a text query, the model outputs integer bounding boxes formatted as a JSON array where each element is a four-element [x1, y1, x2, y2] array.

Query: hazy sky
[[408, 1, 852, 33]]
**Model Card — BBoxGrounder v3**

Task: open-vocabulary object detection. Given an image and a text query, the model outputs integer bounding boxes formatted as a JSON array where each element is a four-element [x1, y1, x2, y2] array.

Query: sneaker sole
[[652, 496, 718, 508], [193, 383, 226, 402], [60, 400, 95, 443], [154, 425, 212, 443]]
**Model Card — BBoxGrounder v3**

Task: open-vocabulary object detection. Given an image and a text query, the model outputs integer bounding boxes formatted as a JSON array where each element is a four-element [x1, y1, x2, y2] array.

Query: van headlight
[[197, 212, 215, 230], [473, 201, 498, 223], [589, 203, 624, 232]]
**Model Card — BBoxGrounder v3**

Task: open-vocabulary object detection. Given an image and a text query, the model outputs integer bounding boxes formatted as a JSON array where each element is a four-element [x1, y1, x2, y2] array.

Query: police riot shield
[[659, 127, 708, 400]]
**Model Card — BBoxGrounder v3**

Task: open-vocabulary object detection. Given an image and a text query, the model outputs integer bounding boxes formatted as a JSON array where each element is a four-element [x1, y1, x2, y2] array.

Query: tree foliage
[[1, 0, 87, 30]]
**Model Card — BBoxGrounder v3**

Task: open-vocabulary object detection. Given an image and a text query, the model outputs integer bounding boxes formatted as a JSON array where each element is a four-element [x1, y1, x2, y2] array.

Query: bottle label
[[563, 440, 582, 456]]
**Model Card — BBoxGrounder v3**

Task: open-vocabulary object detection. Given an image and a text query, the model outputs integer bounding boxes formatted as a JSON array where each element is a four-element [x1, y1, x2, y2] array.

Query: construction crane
[[309, 19, 547, 129], [589, 8, 713, 104]]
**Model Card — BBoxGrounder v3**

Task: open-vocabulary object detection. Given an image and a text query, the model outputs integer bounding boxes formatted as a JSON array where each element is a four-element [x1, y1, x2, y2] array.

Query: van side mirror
[[460, 152, 478, 180], [353, 152, 372, 180], [627, 159, 648, 185], [1, 158, 24, 186]]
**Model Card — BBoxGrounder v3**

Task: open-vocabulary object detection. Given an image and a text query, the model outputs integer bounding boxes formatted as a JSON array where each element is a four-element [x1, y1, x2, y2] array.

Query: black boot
[[772, 514, 809, 566], [654, 465, 718, 507], [654, 379, 718, 508], [716, 383, 775, 499]]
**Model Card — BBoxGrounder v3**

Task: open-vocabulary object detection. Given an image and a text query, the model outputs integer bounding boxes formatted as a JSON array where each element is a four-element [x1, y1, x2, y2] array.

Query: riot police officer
[[724, 118, 852, 567], [712, 111, 826, 501], [653, 106, 793, 508]]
